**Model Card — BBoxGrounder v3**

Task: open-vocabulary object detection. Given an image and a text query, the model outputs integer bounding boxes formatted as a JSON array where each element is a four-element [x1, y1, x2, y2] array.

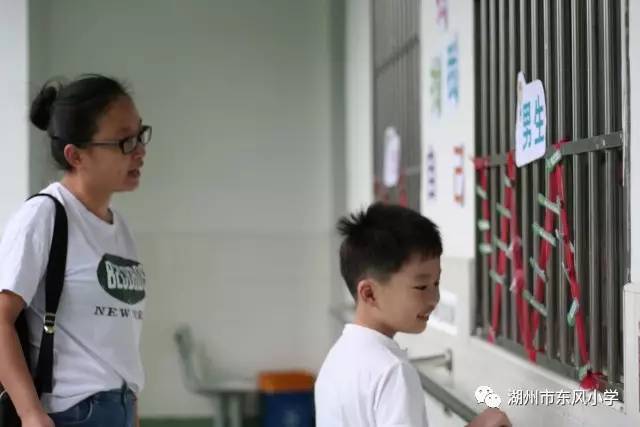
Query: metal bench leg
[[212, 395, 224, 427], [228, 394, 243, 427]]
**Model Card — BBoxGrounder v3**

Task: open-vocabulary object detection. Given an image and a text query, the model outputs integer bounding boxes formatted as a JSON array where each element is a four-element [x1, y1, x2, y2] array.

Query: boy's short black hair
[[337, 202, 443, 299]]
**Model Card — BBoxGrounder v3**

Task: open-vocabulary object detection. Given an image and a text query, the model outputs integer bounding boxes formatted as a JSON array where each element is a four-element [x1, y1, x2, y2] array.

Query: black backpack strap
[[27, 193, 68, 396]]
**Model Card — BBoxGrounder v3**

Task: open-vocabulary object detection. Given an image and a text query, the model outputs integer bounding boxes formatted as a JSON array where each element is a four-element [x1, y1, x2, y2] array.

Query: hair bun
[[30, 84, 59, 131]]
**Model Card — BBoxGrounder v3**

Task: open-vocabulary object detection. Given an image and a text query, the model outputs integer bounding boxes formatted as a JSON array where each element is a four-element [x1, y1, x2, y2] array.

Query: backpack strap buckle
[[43, 312, 56, 334]]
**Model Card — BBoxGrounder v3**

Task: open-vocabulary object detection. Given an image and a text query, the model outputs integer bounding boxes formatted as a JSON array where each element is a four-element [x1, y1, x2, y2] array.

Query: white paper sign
[[515, 72, 547, 167], [383, 126, 401, 188]]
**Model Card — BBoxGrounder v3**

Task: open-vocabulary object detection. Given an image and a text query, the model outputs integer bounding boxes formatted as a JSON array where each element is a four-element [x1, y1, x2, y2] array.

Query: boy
[[315, 203, 511, 427]]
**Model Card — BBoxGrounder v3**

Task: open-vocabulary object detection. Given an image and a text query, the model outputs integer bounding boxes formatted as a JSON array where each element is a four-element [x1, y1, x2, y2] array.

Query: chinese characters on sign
[[453, 145, 464, 206], [515, 72, 547, 167], [430, 37, 459, 118], [430, 57, 442, 118], [476, 386, 620, 409], [435, 0, 448, 31], [507, 389, 619, 407], [425, 146, 436, 202], [446, 38, 459, 108]]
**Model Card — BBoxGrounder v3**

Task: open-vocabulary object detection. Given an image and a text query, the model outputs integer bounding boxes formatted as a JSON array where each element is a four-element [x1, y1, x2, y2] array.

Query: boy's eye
[[414, 282, 439, 290]]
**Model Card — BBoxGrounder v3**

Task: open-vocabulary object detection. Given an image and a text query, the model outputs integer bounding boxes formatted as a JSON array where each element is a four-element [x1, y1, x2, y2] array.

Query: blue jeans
[[49, 386, 136, 427]]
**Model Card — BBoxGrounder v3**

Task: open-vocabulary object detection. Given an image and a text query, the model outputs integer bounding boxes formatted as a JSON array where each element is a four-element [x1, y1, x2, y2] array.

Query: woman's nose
[[132, 142, 146, 159]]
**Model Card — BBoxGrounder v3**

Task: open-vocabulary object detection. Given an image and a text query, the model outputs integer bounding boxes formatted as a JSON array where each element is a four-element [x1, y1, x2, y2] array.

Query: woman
[[0, 74, 150, 426]]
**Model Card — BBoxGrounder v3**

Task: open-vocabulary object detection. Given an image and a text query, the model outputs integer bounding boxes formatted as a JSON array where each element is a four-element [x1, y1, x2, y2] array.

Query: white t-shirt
[[315, 323, 429, 427], [0, 182, 146, 413]]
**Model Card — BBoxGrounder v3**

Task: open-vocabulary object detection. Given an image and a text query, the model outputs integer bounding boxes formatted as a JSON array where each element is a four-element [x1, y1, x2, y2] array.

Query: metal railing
[[412, 349, 479, 424]]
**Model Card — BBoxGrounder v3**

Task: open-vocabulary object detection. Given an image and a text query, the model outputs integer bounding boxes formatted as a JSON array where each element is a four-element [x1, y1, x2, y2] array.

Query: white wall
[[30, 0, 339, 417], [345, 0, 373, 213], [0, 0, 29, 230], [340, 0, 374, 307], [28, 0, 57, 194]]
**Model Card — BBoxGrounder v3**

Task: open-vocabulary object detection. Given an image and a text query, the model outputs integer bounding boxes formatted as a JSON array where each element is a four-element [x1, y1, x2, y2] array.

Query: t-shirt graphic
[[97, 254, 146, 305]]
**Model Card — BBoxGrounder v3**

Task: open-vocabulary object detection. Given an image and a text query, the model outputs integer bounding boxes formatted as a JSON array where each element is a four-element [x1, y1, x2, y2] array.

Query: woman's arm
[[0, 291, 53, 427]]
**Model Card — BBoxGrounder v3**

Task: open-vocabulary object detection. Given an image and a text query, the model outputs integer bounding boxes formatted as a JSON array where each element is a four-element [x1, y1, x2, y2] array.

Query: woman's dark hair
[[30, 74, 130, 170]]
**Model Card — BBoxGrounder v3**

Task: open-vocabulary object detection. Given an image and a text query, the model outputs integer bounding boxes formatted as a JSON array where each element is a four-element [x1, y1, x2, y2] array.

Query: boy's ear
[[356, 278, 377, 305]]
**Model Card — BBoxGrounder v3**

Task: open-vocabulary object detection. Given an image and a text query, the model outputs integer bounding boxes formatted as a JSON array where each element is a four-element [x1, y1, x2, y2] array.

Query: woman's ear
[[63, 144, 83, 170]]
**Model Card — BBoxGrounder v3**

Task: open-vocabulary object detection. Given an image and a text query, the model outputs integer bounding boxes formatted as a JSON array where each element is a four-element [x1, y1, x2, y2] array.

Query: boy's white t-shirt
[[315, 323, 429, 427], [0, 182, 146, 413]]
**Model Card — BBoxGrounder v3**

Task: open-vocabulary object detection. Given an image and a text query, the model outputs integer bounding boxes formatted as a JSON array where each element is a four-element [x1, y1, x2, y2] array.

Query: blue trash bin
[[259, 371, 315, 427]]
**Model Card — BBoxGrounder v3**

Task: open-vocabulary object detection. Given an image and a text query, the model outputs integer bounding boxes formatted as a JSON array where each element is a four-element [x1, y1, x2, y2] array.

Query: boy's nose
[[427, 291, 440, 309]]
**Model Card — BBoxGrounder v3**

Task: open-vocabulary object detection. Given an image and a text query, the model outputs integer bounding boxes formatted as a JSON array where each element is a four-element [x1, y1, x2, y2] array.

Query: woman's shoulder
[[6, 183, 62, 236]]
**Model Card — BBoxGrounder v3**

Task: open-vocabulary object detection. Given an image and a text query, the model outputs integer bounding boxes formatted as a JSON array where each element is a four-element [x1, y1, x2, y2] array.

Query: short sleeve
[[0, 198, 55, 306], [374, 362, 429, 427]]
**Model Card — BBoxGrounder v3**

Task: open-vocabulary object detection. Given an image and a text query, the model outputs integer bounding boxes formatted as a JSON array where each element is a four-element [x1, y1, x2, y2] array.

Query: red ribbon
[[475, 156, 493, 271], [529, 170, 557, 344], [527, 141, 596, 389], [505, 152, 534, 359], [476, 140, 596, 389], [490, 182, 511, 342]]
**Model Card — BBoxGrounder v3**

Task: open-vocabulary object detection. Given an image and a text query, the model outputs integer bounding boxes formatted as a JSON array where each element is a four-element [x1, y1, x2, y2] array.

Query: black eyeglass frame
[[52, 125, 152, 155]]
